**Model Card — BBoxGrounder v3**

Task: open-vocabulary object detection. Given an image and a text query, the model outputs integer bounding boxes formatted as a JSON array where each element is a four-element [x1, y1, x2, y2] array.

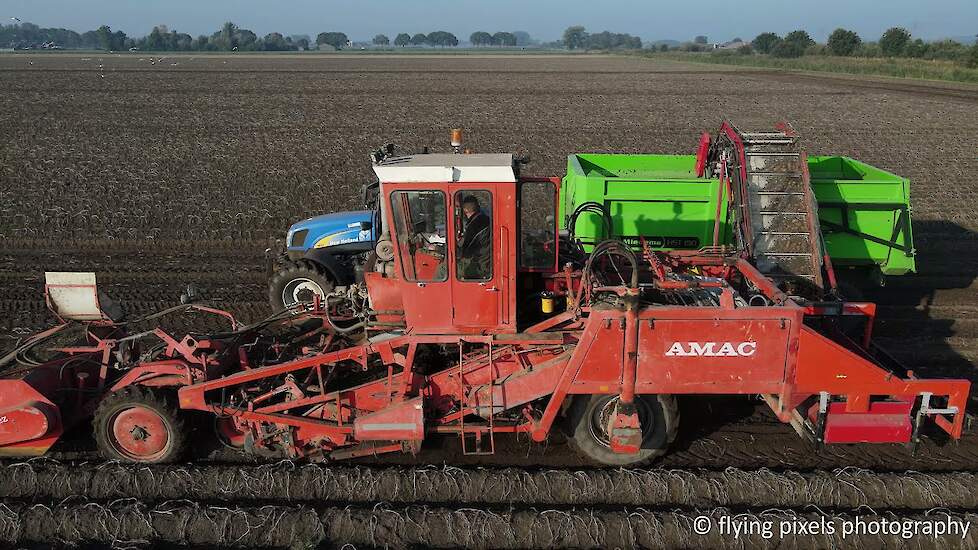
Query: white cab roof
[[373, 153, 516, 183]]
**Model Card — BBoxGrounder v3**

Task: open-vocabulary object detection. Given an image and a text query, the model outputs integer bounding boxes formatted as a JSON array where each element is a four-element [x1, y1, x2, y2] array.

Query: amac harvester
[[0, 124, 968, 465]]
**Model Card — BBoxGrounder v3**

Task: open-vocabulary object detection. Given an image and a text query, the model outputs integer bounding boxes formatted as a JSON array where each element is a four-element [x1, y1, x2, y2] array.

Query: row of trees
[[469, 31, 534, 47], [0, 21, 325, 52], [371, 31, 460, 47], [147, 23, 314, 52], [562, 26, 642, 50], [2, 22, 537, 51], [747, 27, 978, 67], [372, 31, 536, 47], [0, 21, 129, 50]]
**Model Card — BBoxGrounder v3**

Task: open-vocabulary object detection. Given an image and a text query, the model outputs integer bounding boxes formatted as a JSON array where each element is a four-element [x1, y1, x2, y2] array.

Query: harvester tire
[[268, 261, 334, 312], [93, 386, 188, 464], [566, 394, 678, 466]]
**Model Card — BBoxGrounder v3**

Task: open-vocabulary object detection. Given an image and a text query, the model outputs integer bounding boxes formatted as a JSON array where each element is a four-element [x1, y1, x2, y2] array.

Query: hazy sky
[[4, 0, 977, 42]]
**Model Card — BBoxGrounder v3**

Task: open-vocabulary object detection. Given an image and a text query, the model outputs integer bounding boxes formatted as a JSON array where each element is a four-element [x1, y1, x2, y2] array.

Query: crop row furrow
[[1, 500, 976, 549], [2, 460, 976, 510]]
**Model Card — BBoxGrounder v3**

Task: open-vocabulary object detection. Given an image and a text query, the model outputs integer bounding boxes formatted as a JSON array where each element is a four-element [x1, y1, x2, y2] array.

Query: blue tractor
[[268, 181, 379, 311]]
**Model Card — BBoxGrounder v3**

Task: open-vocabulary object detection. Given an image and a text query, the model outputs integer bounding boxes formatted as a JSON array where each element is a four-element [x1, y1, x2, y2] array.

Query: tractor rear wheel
[[93, 386, 187, 463], [268, 261, 334, 312], [565, 394, 678, 466]]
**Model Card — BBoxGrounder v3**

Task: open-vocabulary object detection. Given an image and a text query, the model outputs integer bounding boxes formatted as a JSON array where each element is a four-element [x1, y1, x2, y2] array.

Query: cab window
[[391, 191, 447, 282], [454, 190, 493, 281], [519, 181, 557, 269]]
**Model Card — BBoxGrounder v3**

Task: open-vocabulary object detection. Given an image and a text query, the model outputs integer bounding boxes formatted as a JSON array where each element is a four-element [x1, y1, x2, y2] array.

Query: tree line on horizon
[[2, 20, 974, 67], [659, 27, 978, 68], [0, 20, 642, 52], [561, 26, 642, 50], [0, 21, 539, 51]]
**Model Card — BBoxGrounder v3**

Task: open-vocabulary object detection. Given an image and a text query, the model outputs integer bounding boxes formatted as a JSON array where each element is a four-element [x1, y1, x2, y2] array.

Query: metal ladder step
[[458, 341, 496, 456]]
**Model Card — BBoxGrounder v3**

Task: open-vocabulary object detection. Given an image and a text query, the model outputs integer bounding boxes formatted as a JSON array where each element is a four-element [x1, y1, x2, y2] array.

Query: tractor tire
[[268, 261, 334, 312], [93, 386, 188, 464], [565, 394, 678, 467]]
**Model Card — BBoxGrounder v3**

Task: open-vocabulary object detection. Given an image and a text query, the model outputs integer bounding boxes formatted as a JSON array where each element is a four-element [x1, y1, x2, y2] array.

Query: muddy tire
[[566, 394, 678, 466], [93, 386, 187, 463], [268, 261, 334, 312]]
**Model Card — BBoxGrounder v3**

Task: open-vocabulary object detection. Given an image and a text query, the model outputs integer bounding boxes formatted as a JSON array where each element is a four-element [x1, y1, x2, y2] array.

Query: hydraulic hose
[[583, 239, 639, 289], [567, 201, 612, 244]]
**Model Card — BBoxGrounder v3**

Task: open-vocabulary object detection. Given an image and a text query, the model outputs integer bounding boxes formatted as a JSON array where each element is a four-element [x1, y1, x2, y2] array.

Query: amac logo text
[[665, 342, 757, 357]]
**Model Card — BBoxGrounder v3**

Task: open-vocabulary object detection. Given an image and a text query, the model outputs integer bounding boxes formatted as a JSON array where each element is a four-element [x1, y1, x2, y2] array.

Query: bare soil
[[2, 53, 978, 548]]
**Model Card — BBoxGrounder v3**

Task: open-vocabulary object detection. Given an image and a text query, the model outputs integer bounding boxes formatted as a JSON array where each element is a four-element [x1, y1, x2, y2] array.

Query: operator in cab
[[458, 195, 491, 280]]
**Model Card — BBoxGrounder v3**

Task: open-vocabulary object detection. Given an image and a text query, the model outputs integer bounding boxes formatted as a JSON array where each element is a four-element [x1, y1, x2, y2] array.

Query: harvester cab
[[366, 149, 558, 333]]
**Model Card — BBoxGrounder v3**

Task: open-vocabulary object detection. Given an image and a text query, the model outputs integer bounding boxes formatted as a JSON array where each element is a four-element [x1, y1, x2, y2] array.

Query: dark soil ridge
[[0, 500, 975, 549], [1, 459, 976, 511], [758, 69, 978, 105]]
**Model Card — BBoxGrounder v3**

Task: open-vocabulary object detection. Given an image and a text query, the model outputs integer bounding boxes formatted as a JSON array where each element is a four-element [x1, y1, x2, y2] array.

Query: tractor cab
[[368, 152, 558, 334]]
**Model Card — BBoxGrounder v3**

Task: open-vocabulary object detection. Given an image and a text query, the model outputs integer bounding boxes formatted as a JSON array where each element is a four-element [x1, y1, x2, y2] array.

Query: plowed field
[[2, 53, 978, 548]]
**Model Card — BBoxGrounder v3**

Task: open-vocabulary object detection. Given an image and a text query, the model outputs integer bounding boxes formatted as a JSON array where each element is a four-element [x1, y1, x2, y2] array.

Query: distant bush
[[827, 28, 861, 56], [879, 27, 911, 56], [926, 40, 969, 63], [807, 44, 828, 56], [770, 40, 806, 58], [752, 32, 781, 54], [855, 42, 882, 57], [737, 44, 753, 55], [968, 44, 978, 69], [784, 30, 815, 49], [903, 38, 928, 58]]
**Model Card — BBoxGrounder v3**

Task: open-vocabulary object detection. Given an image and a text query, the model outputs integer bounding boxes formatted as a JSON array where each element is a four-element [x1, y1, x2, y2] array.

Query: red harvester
[[0, 125, 969, 465]]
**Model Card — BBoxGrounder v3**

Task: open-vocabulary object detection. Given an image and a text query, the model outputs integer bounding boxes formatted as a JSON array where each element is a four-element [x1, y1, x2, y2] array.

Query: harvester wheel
[[93, 386, 187, 463], [268, 261, 334, 312], [566, 394, 678, 466]]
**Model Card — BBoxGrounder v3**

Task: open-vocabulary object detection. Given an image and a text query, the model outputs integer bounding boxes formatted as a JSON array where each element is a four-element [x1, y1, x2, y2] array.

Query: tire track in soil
[[749, 70, 978, 104], [1, 500, 975, 549]]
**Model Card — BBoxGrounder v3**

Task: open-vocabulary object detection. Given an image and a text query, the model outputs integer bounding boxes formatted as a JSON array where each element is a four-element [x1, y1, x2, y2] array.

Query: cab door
[[449, 187, 501, 330], [389, 189, 454, 332]]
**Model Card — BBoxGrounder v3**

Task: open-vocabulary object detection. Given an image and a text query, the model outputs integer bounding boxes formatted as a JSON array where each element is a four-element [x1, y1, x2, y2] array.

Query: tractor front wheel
[[268, 261, 334, 312], [566, 394, 678, 466], [93, 386, 188, 463]]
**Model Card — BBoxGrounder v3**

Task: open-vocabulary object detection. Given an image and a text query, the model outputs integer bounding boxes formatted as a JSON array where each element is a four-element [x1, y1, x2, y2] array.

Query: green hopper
[[561, 153, 915, 282]]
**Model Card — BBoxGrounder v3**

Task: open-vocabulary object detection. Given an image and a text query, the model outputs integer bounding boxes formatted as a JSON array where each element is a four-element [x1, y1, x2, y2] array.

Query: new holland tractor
[[268, 124, 914, 310], [0, 123, 966, 466]]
